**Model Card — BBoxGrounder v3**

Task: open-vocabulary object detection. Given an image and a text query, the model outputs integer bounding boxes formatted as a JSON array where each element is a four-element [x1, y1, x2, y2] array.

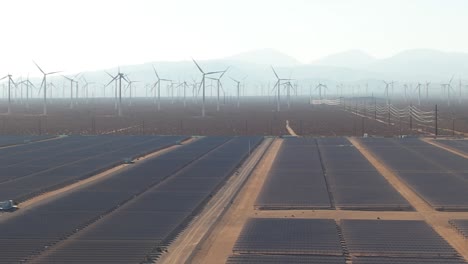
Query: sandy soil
[[190, 138, 283, 264], [1, 98, 462, 137], [285, 120, 298, 137]]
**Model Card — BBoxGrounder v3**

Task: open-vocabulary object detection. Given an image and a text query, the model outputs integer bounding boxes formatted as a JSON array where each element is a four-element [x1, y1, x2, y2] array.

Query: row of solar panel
[[450, 219, 468, 239], [0, 135, 53, 147], [0, 135, 187, 201], [228, 218, 466, 263], [318, 138, 412, 210], [255, 138, 331, 209], [360, 138, 468, 210], [0, 136, 263, 263], [256, 137, 412, 210], [0, 136, 230, 264], [33, 136, 263, 264]]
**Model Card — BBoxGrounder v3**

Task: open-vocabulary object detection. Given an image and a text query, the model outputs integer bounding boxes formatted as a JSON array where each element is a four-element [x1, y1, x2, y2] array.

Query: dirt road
[[190, 138, 283, 264], [158, 138, 273, 264]]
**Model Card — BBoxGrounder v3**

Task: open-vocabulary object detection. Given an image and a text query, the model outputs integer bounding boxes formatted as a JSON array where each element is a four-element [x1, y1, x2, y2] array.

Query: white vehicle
[[0, 200, 18, 211]]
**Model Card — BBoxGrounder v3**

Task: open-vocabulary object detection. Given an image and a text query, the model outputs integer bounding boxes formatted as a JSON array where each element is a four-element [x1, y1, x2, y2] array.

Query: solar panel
[[25, 136, 264, 263], [233, 218, 344, 256], [256, 138, 332, 209], [317, 138, 412, 211], [360, 138, 468, 211], [352, 256, 467, 264], [0, 136, 231, 263], [341, 219, 459, 258], [449, 219, 468, 239], [226, 254, 347, 264]]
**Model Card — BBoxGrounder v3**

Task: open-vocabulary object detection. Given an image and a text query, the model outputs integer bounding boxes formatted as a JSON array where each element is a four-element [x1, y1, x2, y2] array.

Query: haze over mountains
[[80, 48, 467, 85], [29, 48, 466, 98]]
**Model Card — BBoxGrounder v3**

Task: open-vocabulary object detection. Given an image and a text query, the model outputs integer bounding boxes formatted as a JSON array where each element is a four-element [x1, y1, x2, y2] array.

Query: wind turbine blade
[[152, 65, 160, 79], [0, 75, 7, 81], [449, 75, 454, 85], [271, 66, 279, 79], [206, 71, 223, 75], [33, 61, 45, 74], [61, 75, 72, 81], [192, 59, 204, 74], [38, 78, 45, 95], [104, 75, 118, 87], [219, 67, 230, 78], [105, 71, 115, 79], [47, 71, 61, 75]]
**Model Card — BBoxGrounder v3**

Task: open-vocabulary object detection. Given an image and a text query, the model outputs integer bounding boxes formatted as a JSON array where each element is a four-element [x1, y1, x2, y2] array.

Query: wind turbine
[[271, 66, 291, 112], [34, 62, 60, 116], [19, 77, 36, 109], [425, 81, 431, 100], [125, 77, 138, 106], [0, 74, 18, 114], [315, 83, 328, 100], [415, 82, 422, 105], [207, 67, 229, 111], [230, 77, 242, 108], [62, 73, 81, 109], [441, 76, 454, 106], [105, 70, 128, 117], [81, 76, 94, 104], [151, 65, 171, 111], [283, 81, 296, 108], [382, 80, 393, 105], [175, 81, 189, 108], [192, 59, 224, 117]]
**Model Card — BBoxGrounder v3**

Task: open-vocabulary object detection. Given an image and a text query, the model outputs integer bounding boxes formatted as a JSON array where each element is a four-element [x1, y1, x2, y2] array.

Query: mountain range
[[52, 48, 468, 95]]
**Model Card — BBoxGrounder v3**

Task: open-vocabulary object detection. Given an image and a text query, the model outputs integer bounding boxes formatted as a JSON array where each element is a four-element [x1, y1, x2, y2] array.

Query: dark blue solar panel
[[227, 254, 347, 264], [23, 136, 263, 264], [233, 218, 343, 255], [352, 256, 467, 264], [341, 219, 459, 258], [317, 138, 411, 210], [360, 138, 468, 210], [256, 138, 332, 209]]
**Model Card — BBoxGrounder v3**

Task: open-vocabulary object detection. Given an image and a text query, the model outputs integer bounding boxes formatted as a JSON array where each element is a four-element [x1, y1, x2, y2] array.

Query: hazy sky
[[1, 0, 467, 76]]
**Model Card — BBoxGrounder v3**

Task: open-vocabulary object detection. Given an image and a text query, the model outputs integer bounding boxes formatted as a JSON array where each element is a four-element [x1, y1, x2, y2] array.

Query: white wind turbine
[[62, 73, 81, 109], [105, 69, 129, 117], [34, 61, 61, 116], [207, 67, 229, 111], [0, 74, 18, 114], [271, 66, 291, 112], [192, 59, 224, 117], [151, 65, 171, 111]]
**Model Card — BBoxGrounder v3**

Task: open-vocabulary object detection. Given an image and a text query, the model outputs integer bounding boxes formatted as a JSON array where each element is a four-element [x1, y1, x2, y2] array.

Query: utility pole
[[409, 103, 413, 131], [435, 104, 438, 137]]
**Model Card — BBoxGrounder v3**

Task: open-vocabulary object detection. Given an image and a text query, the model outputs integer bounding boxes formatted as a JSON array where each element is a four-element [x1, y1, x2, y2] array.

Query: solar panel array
[[0, 136, 232, 263], [352, 256, 467, 264], [28, 136, 263, 264], [0, 135, 187, 202], [341, 220, 460, 259], [255, 138, 332, 209], [226, 255, 346, 264], [360, 138, 468, 211], [435, 139, 468, 154], [233, 218, 343, 255], [0, 135, 53, 147], [450, 219, 468, 239], [317, 137, 411, 210]]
